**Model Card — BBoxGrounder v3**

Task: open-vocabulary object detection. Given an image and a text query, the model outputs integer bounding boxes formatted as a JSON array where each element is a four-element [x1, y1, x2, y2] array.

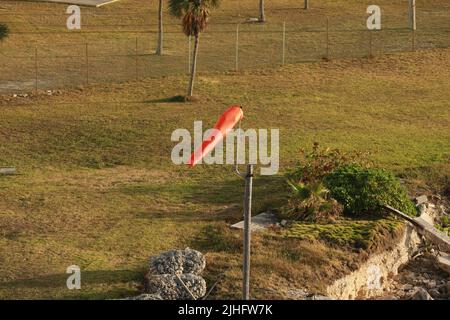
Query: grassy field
[[0, 0, 449, 91], [0, 41, 449, 299]]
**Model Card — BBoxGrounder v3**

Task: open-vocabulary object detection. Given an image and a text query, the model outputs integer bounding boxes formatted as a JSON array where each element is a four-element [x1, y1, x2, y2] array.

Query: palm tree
[[156, 0, 164, 55], [304, 0, 310, 10], [258, 0, 266, 22], [169, 0, 220, 98]]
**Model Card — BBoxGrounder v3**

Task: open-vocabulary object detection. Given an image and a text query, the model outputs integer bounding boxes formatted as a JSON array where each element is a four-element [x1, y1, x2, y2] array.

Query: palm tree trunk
[[304, 0, 310, 10], [188, 34, 199, 97], [156, 0, 163, 55], [259, 0, 266, 22], [409, 0, 416, 31]]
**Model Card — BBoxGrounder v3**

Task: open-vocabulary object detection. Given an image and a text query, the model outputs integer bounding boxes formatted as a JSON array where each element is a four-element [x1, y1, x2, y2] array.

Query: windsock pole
[[242, 164, 253, 300], [235, 119, 253, 300]]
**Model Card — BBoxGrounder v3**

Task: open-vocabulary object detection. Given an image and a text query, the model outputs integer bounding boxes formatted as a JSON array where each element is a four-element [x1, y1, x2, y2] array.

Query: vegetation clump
[[283, 217, 404, 250], [282, 180, 342, 223], [282, 143, 371, 223], [436, 216, 450, 236], [324, 165, 417, 217], [0, 23, 9, 41]]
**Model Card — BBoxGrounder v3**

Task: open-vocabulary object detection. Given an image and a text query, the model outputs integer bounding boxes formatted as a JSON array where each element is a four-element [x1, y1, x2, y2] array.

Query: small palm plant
[[283, 180, 342, 223], [168, 0, 220, 98]]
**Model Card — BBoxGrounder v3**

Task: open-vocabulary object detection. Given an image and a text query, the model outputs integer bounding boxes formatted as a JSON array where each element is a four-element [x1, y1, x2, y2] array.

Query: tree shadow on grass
[[0, 269, 142, 290], [145, 95, 187, 104], [123, 175, 288, 212]]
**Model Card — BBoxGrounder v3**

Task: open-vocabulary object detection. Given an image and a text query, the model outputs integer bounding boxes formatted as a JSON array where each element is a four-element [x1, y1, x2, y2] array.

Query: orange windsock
[[188, 105, 243, 167]]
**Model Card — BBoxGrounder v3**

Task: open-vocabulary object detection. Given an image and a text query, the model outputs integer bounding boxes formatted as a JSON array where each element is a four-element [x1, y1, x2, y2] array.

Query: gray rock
[[0, 167, 16, 175], [402, 284, 413, 291], [124, 293, 163, 300], [414, 195, 428, 205], [145, 273, 206, 300], [411, 287, 433, 300], [305, 294, 332, 300], [426, 280, 437, 289], [428, 289, 441, 299], [437, 255, 450, 275], [417, 203, 427, 215], [149, 248, 206, 275]]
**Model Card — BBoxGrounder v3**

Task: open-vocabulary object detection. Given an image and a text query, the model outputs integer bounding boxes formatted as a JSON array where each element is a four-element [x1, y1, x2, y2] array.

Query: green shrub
[[324, 165, 417, 216], [0, 23, 9, 41], [286, 142, 372, 185], [436, 216, 450, 236]]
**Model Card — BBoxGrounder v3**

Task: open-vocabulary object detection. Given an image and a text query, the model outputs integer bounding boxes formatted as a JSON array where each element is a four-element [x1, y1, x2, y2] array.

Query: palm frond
[[169, 0, 220, 36]]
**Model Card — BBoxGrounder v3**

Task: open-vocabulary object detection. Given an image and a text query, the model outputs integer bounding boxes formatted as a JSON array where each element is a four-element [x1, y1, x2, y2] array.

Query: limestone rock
[[414, 195, 428, 206], [149, 248, 206, 275], [410, 287, 433, 300], [124, 293, 163, 300], [145, 273, 206, 300], [436, 256, 450, 275]]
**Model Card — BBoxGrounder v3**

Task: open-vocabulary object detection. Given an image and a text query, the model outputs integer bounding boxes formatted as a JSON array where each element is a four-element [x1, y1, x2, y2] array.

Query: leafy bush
[[283, 144, 371, 222], [281, 180, 343, 223], [286, 142, 372, 185], [324, 165, 417, 216], [436, 216, 450, 236], [0, 23, 9, 41]]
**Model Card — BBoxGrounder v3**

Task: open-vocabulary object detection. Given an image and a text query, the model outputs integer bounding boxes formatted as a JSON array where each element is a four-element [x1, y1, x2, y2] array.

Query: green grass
[[283, 217, 404, 251], [1, 0, 450, 297], [0, 0, 449, 92], [0, 47, 449, 299]]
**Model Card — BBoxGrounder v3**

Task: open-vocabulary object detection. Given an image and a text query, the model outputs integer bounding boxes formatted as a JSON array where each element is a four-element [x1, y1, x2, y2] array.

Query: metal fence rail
[[0, 23, 449, 93]]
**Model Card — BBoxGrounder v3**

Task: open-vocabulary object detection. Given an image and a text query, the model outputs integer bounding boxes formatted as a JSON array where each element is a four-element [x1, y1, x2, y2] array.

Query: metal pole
[[242, 164, 253, 300], [409, 0, 416, 31], [235, 24, 239, 71], [34, 46, 38, 92], [326, 17, 330, 60], [85, 42, 89, 85], [412, 29, 416, 51], [135, 37, 138, 80], [282, 21, 286, 65]]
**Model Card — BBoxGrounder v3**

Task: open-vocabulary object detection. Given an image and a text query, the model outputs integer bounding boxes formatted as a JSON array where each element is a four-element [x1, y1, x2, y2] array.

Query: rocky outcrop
[[326, 223, 422, 299], [124, 293, 163, 300], [144, 248, 207, 300], [149, 248, 206, 275], [145, 274, 206, 300], [327, 195, 450, 300]]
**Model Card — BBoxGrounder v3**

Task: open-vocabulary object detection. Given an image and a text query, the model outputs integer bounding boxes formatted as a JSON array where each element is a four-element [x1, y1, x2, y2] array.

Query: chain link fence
[[1, 15, 449, 93]]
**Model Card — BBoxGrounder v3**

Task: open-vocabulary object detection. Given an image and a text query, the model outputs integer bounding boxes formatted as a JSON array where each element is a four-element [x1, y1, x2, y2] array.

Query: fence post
[[282, 21, 286, 65], [409, 0, 417, 31], [34, 46, 38, 93], [326, 17, 330, 60], [235, 24, 239, 71], [85, 43, 89, 85], [135, 36, 138, 80]]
